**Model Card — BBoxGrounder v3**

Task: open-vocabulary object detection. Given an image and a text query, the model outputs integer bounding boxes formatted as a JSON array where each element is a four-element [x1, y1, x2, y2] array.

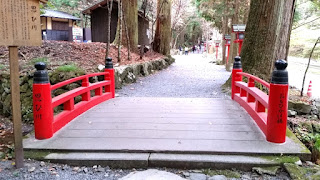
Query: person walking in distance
[[185, 46, 189, 55]]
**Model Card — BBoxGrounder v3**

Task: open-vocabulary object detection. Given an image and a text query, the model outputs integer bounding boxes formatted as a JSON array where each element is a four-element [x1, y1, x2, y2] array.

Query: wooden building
[[41, 10, 81, 41], [82, 0, 150, 45]]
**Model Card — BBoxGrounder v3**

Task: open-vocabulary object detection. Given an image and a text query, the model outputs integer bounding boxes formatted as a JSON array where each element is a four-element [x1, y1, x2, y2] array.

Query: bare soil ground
[[0, 41, 164, 74]]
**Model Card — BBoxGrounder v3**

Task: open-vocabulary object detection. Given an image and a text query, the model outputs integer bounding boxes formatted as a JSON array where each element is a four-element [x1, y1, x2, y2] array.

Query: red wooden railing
[[231, 56, 289, 143], [33, 58, 115, 140]]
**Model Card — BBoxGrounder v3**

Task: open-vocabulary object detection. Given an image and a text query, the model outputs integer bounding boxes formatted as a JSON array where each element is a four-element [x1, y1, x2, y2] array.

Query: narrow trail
[[117, 54, 231, 98]]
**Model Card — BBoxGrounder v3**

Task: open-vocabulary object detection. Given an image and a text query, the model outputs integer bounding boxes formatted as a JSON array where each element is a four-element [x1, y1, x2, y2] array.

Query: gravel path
[[117, 54, 231, 98]]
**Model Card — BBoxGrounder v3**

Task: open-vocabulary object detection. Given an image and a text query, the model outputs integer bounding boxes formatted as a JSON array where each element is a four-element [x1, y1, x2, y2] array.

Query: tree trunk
[[226, 0, 239, 71], [241, 0, 296, 81], [221, 12, 228, 64], [122, 4, 131, 61], [117, 0, 123, 63], [153, 0, 172, 56], [113, 0, 138, 52], [106, 0, 114, 59]]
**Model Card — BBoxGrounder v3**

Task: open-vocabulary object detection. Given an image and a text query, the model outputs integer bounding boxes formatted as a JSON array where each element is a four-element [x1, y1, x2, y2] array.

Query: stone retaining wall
[[0, 57, 175, 122]]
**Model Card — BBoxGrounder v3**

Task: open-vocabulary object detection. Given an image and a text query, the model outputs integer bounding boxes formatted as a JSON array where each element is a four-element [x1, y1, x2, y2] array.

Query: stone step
[[24, 151, 301, 171]]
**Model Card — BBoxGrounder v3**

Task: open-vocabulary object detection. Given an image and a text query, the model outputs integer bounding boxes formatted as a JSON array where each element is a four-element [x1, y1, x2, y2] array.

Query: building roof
[[41, 10, 81, 21], [82, 0, 117, 15], [82, 0, 150, 21]]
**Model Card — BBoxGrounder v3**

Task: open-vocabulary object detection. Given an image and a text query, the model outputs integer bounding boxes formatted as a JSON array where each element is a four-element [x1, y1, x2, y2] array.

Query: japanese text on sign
[[0, 0, 41, 46]]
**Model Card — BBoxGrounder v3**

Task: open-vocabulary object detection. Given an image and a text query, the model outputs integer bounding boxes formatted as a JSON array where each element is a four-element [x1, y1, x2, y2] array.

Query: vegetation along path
[[117, 54, 231, 98]]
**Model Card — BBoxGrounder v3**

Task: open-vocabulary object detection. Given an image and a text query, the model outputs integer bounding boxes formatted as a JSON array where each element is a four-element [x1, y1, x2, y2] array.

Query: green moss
[[0, 64, 5, 70], [56, 64, 80, 72], [283, 163, 306, 180], [286, 128, 311, 154], [202, 169, 241, 178], [261, 156, 300, 164], [24, 151, 51, 160]]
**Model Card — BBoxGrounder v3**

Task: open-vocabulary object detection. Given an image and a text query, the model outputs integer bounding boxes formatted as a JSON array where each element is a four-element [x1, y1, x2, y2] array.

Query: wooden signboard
[[0, 0, 41, 46], [0, 0, 43, 168]]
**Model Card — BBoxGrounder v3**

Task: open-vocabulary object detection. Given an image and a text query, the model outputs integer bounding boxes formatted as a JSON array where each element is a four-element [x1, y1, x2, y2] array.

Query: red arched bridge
[[24, 57, 310, 168]]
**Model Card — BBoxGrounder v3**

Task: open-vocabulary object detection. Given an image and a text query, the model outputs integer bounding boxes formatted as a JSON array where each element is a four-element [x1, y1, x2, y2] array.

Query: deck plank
[[24, 97, 308, 157]]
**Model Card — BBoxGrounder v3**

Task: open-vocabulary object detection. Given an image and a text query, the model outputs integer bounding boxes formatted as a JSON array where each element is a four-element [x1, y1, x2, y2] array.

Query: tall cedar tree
[[114, 0, 138, 52], [153, 0, 172, 56], [240, 0, 296, 81], [226, 0, 240, 71], [122, 0, 138, 51]]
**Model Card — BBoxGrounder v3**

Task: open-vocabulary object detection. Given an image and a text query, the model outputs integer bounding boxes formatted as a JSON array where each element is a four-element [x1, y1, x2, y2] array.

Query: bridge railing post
[[231, 56, 243, 99], [266, 60, 289, 143], [105, 57, 115, 98], [33, 62, 54, 140]]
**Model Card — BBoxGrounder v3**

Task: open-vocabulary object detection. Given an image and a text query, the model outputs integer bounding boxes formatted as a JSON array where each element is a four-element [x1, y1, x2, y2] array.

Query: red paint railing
[[33, 58, 115, 140], [231, 56, 289, 143]]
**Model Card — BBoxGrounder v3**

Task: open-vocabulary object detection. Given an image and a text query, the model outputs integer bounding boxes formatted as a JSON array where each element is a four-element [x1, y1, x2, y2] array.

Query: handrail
[[51, 72, 109, 91], [236, 72, 270, 89], [32, 58, 115, 140], [231, 56, 289, 144]]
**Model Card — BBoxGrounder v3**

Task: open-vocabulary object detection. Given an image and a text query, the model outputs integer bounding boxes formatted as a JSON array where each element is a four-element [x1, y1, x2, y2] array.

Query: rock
[[83, 167, 89, 173], [241, 174, 251, 180], [311, 115, 319, 120], [295, 160, 303, 166], [311, 105, 319, 116], [62, 165, 68, 170], [306, 161, 315, 166], [252, 166, 280, 176], [114, 71, 122, 89], [132, 64, 142, 76], [0, 152, 5, 159], [97, 167, 105, 172], [124, 72, 136, 84], [208, 175, 227, 180], [189, 173, 207, 180], [72, 167, 80, 172], [120, 169, 186, 180], [182, 171, 190, 177], [313, 123, 320, 133], [40, 161, 45, 167], [190, 170, 202, 173], [288, 110, 297, 117], [28, 167, 36, 172], [93, 165, 98, 169], [117, 66, 130, 80], [289, 101, 312, 114], [300, 121, 313, 133], [283, 163, 306, 180]]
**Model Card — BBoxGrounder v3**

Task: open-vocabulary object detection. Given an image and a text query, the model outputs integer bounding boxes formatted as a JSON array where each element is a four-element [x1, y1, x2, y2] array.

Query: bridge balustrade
[[33, 58, 115, 140], [231, 56, 289, 143]]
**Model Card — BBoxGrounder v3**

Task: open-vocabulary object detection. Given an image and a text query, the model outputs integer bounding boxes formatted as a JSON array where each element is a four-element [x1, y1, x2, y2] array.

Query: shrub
[[56, 64, 80, 72], [30, 57, 49, 65]]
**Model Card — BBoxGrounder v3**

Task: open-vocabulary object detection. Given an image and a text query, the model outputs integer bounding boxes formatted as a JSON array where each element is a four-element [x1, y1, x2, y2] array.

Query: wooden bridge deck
[[24, 97, 308, 158]]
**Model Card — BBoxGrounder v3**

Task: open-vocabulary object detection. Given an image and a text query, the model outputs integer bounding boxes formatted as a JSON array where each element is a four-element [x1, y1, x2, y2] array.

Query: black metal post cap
[[271, 59, 288, 84], [33, 62, 49, 84], [105, 57, 113, 69], [274, 59, 287, 70], [35, 62, 47, 70], [233, 56, 242, 69], [234, 56, 241, 62]]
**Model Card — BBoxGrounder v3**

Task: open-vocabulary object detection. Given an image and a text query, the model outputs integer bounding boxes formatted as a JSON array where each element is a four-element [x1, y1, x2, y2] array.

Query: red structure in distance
[[224, 35, 231, 64], [232, 24, 246, 56]]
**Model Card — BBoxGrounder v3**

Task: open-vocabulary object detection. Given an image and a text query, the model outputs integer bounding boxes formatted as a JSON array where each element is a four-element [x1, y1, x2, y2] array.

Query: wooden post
[[9, 46, 24, 168]]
